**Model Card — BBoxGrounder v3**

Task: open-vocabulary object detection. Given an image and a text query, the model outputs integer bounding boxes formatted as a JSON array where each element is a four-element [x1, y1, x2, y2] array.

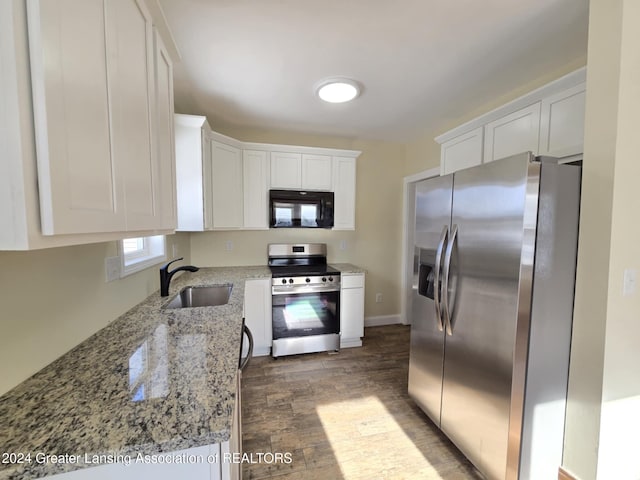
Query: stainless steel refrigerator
[[408, 152, 581, 480]]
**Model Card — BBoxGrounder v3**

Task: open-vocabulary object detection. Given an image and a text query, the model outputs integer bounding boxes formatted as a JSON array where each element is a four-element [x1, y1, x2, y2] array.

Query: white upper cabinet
[[332, 156, 357, 230], [174, 114, 212, 232], [154, 30, 177, 230], [270, 152, 333, 190], [302, 154, 332, 190], [483, 103, 541, 163], [211, 141, 243, 229], [1, 0, 177, 249], [172, 116, 360, 232], [270, 152, 302, 189], [538, 83, 586, 158], [436, 68, 586, 174], [243, 150, 270, 230], [27, 0, 124, 235], [440, 127, 483, 175], [108, 0, 158, 231]]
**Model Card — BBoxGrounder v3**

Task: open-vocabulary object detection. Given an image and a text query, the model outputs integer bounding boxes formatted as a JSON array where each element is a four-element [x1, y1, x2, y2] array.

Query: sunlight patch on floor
[[315, 395, 447, 479]]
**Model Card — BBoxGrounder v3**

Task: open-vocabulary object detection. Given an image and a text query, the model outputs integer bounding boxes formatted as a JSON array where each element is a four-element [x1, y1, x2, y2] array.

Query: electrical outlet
[[226, 240, 233, 252], [375, 293, 383, 303], [340, 240, 348, 250], [105, 256, 121, 282], [623, 268, 637, 296], [172, 244, 179, 258]]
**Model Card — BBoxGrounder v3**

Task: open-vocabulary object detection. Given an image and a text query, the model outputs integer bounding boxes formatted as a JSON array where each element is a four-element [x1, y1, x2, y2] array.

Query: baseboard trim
[[340, 338, 363, 348], [252, 347, 272, 357], [558, 466, 579, 480], [365, 314, 402, 327]]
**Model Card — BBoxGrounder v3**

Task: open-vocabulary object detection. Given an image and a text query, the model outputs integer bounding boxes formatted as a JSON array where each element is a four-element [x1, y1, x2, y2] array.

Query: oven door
[[272, 289, 340, 340]]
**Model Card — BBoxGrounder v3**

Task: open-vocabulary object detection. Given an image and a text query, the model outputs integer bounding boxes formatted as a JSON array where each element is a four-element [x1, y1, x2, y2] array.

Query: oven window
[[272, 291, 339, 339]]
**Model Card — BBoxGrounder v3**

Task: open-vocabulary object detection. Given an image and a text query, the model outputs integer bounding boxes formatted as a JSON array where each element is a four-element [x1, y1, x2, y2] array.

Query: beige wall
[[190, 126, 406, 319], [563, 1, 640, 478], [0, 233, 191, 395]]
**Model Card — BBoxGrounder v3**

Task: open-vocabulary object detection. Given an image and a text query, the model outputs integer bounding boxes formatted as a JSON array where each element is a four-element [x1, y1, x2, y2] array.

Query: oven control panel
[[272, 275, 341, 288]]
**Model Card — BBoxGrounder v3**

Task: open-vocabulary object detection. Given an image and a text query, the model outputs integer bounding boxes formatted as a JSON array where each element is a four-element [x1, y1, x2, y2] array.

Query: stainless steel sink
[[164, 284, 232, 309]]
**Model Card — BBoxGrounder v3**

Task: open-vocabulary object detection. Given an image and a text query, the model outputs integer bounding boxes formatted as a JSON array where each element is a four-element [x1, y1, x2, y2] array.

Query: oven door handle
[[272, 285, 341, 295], [239, 324, 253, 372]]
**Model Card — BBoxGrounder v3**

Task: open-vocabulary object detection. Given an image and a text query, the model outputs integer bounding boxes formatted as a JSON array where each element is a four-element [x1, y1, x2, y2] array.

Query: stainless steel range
[[268, 243, 341, 358]]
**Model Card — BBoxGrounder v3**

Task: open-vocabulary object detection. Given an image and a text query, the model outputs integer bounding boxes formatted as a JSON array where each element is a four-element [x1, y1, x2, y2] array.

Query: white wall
[[563, 1, 640, 479], [0, 233, 191, 395]]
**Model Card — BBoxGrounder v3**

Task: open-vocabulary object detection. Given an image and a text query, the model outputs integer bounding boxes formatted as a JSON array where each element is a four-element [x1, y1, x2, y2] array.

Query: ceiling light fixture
[[317, 78, 361, 103]]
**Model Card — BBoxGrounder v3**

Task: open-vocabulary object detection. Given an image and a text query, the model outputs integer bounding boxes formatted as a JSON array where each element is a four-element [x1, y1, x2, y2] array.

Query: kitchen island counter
[[0, 266, 271, 480]]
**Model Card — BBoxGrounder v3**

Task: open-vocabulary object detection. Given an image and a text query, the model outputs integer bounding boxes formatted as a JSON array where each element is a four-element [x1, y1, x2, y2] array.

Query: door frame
[[400, 167, 440, 325]]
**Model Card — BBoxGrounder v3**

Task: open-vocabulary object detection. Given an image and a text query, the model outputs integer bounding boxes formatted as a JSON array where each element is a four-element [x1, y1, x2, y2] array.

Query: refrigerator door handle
[[433, 225, 448, 332], [442, 224, 458, 336]]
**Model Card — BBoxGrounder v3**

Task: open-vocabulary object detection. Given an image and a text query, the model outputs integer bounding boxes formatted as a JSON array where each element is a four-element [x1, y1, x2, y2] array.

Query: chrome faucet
[[159, 257, 199, 296]]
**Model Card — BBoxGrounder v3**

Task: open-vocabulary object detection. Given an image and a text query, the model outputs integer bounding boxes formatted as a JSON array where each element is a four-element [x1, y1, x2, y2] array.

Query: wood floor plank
[[241, 325, 483, 479]]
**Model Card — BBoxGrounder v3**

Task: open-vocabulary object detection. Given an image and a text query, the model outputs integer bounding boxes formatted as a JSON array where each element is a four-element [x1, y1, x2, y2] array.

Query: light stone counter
[[330, 263, 366, 274], [0, 266, 271, 480]]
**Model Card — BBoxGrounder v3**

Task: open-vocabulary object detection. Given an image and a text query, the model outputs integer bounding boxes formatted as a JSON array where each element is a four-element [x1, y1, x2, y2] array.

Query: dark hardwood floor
[[240, 325, 483, 479]]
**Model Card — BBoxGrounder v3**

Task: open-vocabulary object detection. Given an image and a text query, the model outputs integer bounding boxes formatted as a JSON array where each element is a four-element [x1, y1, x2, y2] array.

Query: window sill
[[121, 253, 167, 277]]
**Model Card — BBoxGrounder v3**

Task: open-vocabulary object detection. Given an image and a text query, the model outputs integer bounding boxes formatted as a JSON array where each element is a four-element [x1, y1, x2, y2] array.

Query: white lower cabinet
[[340, 273, 365, 348], [243, 278, 272, 357]]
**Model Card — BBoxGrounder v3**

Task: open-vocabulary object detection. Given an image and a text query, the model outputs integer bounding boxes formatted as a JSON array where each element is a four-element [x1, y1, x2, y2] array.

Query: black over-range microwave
[[269, 190, 334, 228]]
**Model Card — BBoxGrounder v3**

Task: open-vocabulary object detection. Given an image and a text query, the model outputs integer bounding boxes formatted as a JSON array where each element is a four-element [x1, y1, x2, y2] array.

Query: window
[[120, 235, 166, 276]]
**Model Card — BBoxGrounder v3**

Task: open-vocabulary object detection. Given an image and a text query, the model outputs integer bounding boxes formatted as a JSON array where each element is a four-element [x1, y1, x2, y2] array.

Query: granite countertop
[[330, 263, 366, 274], [0, 266, 271, 480]]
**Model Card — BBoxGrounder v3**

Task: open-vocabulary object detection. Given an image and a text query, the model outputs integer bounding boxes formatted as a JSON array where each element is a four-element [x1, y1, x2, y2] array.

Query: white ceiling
[[160, 0, 589, 142]]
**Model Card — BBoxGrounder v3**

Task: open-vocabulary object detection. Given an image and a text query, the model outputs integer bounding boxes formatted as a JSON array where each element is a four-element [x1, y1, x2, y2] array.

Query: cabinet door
[[332, 156, 356, 230], [243, 278, 272, 356], [341, 277, 365, 346], [440, 127, 483, 175], [27, 0, 125, 235], [154, 29, 176, 230], [302, 154, 332, 190], [483, 103, 541, 163], [538, 83, 586, 158], [243, 150, 269, 229], [270, 152, 302, 189], [211, 141, 243, 229], [108, 0, 157, 231], [174, 115, 209, 231], [221, 372, 241, 480]]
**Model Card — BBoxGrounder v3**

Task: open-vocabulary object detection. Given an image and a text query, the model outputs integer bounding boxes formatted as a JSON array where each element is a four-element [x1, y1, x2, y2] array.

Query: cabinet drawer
[[341, 274, 364, 289]]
